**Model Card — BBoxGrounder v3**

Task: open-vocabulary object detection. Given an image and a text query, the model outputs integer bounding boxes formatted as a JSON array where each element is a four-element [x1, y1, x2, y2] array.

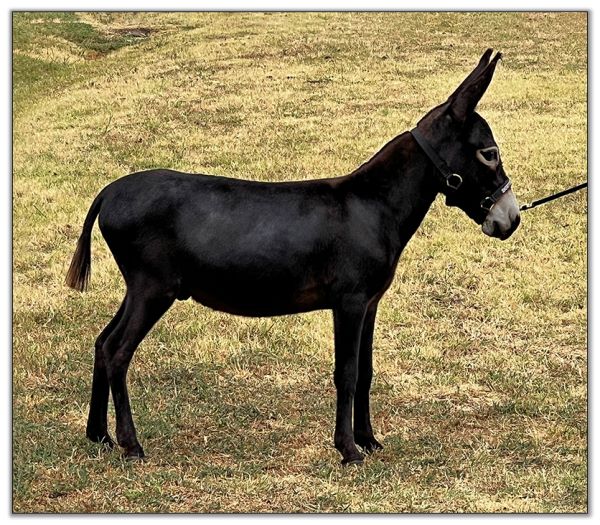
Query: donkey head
[[413, 49, 520, 240]]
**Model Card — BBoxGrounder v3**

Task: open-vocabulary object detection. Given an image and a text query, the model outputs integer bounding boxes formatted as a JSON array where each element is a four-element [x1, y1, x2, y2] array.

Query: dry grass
[[12, 12, 587, 513]]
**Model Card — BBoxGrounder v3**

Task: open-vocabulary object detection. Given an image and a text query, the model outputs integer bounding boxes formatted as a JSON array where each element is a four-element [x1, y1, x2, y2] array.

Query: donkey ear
[[448, 48, 494, 100], [449, 51, 502, 123]]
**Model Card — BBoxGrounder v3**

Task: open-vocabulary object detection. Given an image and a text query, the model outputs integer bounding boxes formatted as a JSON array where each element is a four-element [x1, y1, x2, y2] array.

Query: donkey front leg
[[332, 297, 368, 465], [353, 300, 383, 453]]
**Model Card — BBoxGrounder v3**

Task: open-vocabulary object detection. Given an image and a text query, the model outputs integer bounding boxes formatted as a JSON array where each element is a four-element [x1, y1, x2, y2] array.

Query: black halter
[[410, 128, 511, 212]]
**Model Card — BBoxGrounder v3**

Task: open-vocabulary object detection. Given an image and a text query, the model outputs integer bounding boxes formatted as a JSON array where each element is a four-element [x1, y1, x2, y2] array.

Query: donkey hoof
[[357, 437, 384, 454], [122, 446, 145, 461], [100, 436, 116, 450], [342, 456, 364, 466], [87, 430, 116, 450], [341, 451, 364, 466]]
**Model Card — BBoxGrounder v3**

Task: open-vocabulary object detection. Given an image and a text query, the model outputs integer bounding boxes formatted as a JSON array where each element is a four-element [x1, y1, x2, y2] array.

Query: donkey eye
[[481, 150, 497, 162], [476, 146, 499, 168]]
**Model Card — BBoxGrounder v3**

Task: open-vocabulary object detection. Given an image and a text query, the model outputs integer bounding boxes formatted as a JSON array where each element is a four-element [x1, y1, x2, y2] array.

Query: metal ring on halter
[[480, 196, 495, 211], [480, 180, 512, 211], [446, 173, 463, 190]]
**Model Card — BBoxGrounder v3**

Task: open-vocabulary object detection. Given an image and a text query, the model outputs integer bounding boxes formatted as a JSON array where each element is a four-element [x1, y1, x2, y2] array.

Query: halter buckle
[[481, 196, 495, 211], [446, 173, 463, 190]]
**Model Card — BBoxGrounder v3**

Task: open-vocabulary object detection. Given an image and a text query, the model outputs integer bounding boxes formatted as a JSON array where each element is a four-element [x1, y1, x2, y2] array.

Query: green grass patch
[[12, 12, 148, 111]]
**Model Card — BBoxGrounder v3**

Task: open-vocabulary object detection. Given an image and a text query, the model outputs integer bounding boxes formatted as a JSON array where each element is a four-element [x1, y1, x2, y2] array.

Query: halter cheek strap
[[410, 127, 511, 211], [410, 128, 463, 190]]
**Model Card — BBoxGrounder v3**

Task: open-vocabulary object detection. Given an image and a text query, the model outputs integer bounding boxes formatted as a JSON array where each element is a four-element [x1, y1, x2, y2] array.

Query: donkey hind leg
[[333, 297, 368, 465], [353, 301, 383, 454], [86, 295, 128, 448], [102, 280, 175, 460]]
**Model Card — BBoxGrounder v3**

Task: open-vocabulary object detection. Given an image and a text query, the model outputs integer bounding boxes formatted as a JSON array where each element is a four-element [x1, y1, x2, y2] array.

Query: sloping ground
[[13, 12, 586, 512]]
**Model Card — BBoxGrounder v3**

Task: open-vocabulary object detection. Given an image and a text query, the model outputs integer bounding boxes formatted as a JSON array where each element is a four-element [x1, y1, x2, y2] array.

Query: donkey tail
[[65, 192, 103, 292]]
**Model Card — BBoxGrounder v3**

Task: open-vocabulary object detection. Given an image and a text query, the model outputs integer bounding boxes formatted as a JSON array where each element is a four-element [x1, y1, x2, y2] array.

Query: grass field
[[12, 12, 587, 513]]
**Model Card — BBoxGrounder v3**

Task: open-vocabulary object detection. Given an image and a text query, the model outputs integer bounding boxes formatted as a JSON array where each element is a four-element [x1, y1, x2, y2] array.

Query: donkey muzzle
[[482, 188, 521, 240]]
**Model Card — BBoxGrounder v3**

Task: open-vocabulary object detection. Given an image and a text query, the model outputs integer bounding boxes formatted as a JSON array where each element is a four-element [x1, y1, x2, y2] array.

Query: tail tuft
[[65, 192, 103, 292], [65, 235, 91, 291]]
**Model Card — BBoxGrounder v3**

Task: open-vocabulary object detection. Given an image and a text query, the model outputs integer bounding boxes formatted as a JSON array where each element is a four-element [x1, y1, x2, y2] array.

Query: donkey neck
[[347, 131, 440, 246]]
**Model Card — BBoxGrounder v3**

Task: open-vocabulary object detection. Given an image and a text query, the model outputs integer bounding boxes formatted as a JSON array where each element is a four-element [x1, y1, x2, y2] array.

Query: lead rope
[[520, 182, 587, 211]]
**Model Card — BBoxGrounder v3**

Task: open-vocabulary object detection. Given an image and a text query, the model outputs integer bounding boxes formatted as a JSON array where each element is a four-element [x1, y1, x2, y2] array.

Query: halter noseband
[[410, 127, 511, 212]]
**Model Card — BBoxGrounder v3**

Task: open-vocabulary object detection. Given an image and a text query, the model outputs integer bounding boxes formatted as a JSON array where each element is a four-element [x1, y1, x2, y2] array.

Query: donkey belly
[[182, 262, 330, 317], [188, 285, 329, 317]]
